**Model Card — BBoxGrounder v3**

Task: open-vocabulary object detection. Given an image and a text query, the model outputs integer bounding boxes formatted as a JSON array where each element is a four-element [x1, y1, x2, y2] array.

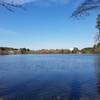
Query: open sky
[[0, 0, 98, 49]]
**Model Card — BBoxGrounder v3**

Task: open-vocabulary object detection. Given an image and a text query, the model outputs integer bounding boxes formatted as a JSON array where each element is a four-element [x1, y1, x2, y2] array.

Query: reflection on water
[[95, 55, 100, 95], [0, 54, 100, 100]]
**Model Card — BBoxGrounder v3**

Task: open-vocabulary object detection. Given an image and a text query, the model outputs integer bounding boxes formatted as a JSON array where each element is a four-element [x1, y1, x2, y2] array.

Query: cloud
[[0, 27, 18, 36], [3, 0, 36, 4], [2, 0, 69, 5]]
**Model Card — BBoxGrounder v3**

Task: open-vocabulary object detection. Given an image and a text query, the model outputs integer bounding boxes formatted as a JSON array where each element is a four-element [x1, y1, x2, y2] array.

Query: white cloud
[[2, 0, 69, 5], [2, 0, 36, 4]]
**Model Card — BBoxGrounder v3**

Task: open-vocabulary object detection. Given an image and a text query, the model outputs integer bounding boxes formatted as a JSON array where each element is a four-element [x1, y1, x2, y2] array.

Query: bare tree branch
[[0, 0, 25, 12], [71, 0, 100, 43], [71, 0, 100, 17]]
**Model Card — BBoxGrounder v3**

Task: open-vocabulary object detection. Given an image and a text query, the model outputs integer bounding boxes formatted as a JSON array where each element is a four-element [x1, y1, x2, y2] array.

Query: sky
[[0, 0, 98, 50]]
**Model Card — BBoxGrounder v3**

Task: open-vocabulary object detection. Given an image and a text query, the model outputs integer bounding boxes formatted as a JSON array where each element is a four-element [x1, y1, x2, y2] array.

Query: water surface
[[0, 54, 100, 100]]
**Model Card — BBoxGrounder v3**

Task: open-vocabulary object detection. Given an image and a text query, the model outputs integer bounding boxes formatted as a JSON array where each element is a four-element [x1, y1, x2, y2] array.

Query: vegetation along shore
[[0, 43, 100, 55]]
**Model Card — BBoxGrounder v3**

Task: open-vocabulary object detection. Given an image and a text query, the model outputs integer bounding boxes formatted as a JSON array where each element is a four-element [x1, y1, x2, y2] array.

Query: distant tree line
[[0, 44, 100, 55], [0, 47, 31, 55]]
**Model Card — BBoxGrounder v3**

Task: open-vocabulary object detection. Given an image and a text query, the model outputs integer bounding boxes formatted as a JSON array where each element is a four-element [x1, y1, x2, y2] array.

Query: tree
[[20, 48, 27, 54], [72, 47, 79, 54], [71, 0, 100, 17], [97, 42, 100, 48], [96, 14, 100, 43], [72, 0, 100, 43], [0, 0, 25, 12]]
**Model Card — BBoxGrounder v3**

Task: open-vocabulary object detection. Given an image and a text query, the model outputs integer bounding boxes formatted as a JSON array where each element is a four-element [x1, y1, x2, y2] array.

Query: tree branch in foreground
[[71, 0, 100, 18], [0, 1, 25, 12]]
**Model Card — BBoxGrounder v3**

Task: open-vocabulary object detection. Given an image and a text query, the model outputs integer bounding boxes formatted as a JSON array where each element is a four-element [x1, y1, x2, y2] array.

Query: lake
[[0, 54, 100, 100]]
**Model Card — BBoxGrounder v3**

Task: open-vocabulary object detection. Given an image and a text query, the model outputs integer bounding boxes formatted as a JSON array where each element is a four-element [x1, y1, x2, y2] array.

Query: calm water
[[0, 54, 100, 100]]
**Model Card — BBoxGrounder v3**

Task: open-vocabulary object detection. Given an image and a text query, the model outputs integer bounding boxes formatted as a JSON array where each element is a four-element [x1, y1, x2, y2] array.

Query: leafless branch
[[71, 0, 100, 17], [0, 0, 25, 12]]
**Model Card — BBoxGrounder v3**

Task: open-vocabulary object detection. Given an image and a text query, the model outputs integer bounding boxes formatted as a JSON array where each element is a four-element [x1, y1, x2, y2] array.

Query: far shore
[[0, 43, 100, 55]]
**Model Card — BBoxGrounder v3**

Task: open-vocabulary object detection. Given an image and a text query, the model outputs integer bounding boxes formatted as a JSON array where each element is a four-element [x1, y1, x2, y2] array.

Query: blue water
[[0, 54, 100, 100]]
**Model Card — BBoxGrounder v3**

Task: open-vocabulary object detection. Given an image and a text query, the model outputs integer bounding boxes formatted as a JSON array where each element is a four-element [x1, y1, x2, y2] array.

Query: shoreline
[[0, 44, 100, 55]]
